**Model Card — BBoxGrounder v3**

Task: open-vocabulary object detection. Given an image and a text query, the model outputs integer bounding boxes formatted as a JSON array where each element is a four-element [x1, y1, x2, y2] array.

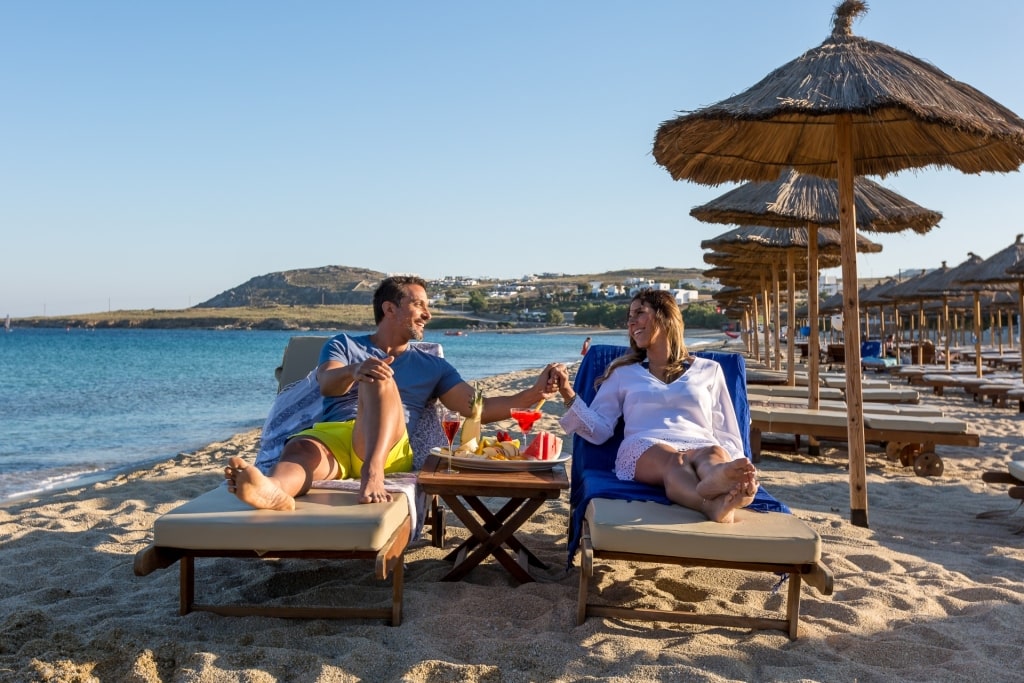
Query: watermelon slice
[[521, 431, 563, 460]]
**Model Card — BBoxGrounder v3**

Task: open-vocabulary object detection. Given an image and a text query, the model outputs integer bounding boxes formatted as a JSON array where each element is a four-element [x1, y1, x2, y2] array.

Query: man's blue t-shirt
[[317, 334, 463, 428]]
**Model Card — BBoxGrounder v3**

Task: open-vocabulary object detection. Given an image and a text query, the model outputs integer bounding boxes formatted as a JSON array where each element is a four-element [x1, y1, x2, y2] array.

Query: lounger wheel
[[885, 442, 920, 466], [913, 452, 944, 477]]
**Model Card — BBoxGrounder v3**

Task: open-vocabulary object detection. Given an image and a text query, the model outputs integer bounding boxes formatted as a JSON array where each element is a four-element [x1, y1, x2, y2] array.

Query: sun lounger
[[749, 406, 979, 476], [570, 345, 833, 639], [135, 335, 448, 623], [979, 460, 1024, 530], [134, 485, 411, 623], [748, 395, 943, 417]]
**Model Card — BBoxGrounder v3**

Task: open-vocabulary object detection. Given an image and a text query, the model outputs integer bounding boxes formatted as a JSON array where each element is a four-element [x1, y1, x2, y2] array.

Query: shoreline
[[0, 330, 731, 508]]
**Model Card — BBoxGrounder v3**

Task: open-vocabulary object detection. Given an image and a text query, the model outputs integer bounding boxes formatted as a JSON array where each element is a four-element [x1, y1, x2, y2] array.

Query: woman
[[552, 289, 757, 522]]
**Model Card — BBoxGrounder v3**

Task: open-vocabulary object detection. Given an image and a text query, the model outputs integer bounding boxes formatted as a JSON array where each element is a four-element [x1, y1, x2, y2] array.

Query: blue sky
[[3, 1, 1023, 318]]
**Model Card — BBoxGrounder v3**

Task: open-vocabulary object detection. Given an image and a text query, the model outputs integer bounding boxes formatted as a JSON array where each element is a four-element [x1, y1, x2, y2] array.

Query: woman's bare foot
[[225, 456, 295, 511], [695, 458, 757, 499], [702, 482, 748, 523]]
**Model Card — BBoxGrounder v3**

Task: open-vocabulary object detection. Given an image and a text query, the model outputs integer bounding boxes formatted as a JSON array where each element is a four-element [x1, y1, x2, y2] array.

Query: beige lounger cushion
[[154, 486, 409, 552], [751, 407, 847, 428], [860, 388, 919, 402], [585, 499, 821, 565], [750, 398, 942, 417], [1008, 460, 1024, 482], [861, 414, 968, 433]]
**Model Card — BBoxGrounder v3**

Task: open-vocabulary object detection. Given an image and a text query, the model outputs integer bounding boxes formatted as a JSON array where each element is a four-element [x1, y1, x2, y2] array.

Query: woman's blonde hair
[[596, 288, 690, 387]]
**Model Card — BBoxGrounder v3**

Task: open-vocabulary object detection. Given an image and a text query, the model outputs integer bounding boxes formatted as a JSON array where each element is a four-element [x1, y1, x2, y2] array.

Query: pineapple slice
[[458, 386, 484, 445]]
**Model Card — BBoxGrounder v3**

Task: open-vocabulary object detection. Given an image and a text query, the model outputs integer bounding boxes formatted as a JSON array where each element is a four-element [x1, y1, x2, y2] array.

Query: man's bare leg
[[225, 438, 338, 511], [351, 368, 407, 504]]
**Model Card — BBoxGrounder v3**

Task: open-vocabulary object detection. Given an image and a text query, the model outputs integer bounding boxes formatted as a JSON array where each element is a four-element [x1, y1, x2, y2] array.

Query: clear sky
[[3, 1, 1023, 318]]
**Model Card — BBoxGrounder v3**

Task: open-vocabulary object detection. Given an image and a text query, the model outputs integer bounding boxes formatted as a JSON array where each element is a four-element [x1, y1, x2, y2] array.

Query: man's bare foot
[[702, 482, 749, 523], [695, 458, 757, 499], [359, 472, 393, 505], [225, 456, 295, 511]]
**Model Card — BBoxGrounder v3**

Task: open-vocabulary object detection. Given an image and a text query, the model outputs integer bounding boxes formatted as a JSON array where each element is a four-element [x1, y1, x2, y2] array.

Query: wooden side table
[[417, 454, 569, 583]]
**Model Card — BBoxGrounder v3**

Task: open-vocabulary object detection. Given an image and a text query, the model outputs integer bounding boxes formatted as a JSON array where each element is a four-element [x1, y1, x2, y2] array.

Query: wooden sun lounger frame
[[576, 518, 833, 639], [749, 414, 980, 476], [133, 516, 411, 624]]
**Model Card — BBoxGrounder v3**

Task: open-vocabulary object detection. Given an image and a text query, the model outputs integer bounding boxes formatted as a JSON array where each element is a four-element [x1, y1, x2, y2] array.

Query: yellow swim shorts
[[289, 420, 414, 480]]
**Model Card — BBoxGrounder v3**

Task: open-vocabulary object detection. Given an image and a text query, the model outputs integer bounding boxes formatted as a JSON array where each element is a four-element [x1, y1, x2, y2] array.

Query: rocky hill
[[196, 265, 386, 308]]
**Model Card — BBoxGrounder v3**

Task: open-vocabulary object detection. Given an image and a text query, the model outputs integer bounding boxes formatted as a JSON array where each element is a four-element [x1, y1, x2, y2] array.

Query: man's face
[[390, 284, 432, 341]]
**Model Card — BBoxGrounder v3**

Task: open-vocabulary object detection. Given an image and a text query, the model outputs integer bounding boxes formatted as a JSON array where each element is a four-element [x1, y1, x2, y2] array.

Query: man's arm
[[438, 363, 560, 424], [317, 357, 395, 396]]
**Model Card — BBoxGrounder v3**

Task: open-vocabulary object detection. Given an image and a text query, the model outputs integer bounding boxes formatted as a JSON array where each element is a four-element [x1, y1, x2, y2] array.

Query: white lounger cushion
[[586, 499, 821, 565], [1008, 460, 1024, 482], [154, 486, 409, 552], [862, 414, 968, 433], [752, 398, 943, 417]]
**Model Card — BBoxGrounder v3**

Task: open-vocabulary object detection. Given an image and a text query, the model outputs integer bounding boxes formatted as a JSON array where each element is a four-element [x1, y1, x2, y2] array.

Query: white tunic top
[[560, 356, 745, 480]]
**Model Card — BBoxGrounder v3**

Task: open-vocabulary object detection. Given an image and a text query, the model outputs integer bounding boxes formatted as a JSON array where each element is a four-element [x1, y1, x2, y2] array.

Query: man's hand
[[353, 355, 395, 383]]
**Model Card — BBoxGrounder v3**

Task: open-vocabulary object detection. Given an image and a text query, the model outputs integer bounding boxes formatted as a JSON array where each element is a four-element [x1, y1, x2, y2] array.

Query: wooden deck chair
[[748, 405, 980, 476], [569, 345, 833, 639], [979, 460, 1024, 532], [135, 335, 447, 623]]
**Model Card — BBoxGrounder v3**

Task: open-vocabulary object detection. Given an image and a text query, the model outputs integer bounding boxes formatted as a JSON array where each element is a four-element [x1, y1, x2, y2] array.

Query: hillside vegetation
[[16, 264, 712, 329]]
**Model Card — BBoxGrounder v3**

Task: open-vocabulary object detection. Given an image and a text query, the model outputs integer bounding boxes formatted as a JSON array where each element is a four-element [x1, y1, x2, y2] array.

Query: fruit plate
[[429, 447, 571, 472]]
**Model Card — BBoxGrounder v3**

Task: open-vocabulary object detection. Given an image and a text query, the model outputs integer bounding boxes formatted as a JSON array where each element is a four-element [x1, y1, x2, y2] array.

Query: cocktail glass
[[509, 408, 542, 451], [441, 409, 462, 474]]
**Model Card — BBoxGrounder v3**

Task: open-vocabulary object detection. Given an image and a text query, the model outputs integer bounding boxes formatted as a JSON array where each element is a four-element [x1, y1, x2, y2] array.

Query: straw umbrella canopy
[[701, 225, 880, 384], [691, 172, 917, 393], [651, 0, 1024, 528], [955, 234, 1024, 378], [702, 234, 819, 374]]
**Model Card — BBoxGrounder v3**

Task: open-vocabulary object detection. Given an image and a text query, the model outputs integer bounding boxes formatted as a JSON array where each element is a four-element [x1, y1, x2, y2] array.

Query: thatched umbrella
[[691, 169, 928, 398], [704, 251, 810, 367], [701, 224, 879, 386], [652, 0, 1024, 528], [955, 234, 1024, 379]]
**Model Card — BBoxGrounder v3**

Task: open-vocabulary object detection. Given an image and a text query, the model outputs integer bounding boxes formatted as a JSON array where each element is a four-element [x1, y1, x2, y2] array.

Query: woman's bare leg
[[633, 444, 758, 523], [688, 446, 758, 499]]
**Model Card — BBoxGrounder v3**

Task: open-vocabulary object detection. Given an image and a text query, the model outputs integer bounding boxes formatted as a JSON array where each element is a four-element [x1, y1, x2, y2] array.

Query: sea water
[[0, 327, 619, 502]]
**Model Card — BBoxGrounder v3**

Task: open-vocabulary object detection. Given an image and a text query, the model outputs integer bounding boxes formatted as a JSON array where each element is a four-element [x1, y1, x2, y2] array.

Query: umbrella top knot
[[832, 0, 867, 38]]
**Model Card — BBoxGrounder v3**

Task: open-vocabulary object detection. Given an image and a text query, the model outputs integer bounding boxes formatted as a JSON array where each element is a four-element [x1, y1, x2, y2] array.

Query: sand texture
[[2, 364, 1023, 682]]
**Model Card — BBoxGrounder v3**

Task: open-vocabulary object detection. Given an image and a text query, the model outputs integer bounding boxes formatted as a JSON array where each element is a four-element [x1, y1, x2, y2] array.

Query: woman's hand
[[547, 363, 573, 400]]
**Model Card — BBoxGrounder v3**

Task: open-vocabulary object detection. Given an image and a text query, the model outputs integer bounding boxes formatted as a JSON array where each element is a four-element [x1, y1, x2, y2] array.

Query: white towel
[[311, 473, 423, 540]]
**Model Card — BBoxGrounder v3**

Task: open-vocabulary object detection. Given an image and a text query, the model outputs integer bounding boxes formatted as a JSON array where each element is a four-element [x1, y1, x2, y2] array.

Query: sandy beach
[[2, 361, 1023, 682]]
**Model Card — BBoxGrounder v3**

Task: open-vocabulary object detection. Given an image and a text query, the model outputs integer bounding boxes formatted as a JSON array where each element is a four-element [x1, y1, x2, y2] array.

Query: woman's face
[[627, 300, 662, 349]]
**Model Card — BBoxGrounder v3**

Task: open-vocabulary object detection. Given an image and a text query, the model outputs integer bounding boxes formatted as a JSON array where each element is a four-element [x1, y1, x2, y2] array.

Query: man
[[226, 275, 559, 510]]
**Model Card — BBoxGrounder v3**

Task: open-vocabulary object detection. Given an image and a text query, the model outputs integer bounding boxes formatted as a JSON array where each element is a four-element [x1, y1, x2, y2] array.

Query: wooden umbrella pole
[[772, 261, 782, 371], [807, 223, 821, 409], [752, 295, 761, 363], [974, 292, 983, 378], [761, 272, 771, 365], [1018, 281, 1023, 381], [837, 115, 868, 528], [943, 296, 952, 371], [786, 250, 797, 385]]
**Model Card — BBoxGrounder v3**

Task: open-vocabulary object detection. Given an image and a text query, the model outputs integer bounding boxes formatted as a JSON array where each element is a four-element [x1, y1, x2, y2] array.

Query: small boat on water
[[4, 314, 10, 333], [444, 330, 467, 336]]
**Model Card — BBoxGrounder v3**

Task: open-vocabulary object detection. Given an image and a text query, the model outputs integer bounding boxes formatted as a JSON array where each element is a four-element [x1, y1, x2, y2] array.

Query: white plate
[[429, 447, 571, 472]]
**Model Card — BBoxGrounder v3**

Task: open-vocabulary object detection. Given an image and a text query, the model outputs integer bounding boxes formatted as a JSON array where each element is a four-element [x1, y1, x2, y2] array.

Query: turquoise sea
[[0, 327, 628, 502]]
